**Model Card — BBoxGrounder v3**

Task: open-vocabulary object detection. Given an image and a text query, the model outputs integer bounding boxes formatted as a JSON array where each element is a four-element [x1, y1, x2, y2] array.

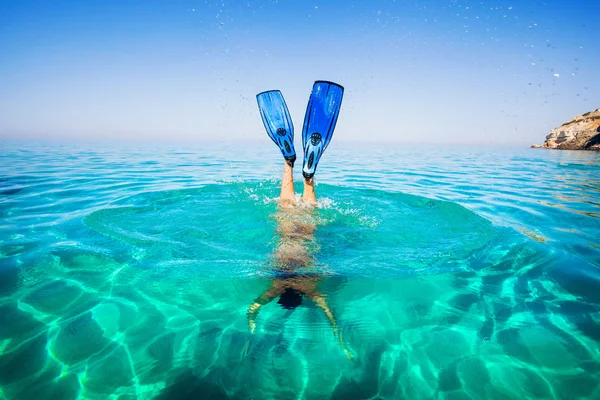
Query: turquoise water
[[1, 141, 600, 400]]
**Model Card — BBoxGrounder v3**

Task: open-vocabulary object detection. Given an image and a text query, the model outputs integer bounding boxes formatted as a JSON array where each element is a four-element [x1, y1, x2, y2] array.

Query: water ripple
[[1, 141, 599, 399]]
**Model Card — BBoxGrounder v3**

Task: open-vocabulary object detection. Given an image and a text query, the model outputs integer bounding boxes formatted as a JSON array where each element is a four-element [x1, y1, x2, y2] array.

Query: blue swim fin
[[301, 81, 344, 180], [257, 90, 296, 167]]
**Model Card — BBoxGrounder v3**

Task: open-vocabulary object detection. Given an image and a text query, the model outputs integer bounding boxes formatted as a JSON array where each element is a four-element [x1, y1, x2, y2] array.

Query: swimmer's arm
[[308, 293, 353, 359], [247, 285, 281, 334]]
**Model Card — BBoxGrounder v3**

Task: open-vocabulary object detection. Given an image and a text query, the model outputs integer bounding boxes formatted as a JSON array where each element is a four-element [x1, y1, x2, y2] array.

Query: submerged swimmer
[[247, 82, 352, 359]]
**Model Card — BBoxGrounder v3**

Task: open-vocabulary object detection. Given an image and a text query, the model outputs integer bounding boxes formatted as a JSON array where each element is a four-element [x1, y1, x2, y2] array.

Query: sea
[[1, 140, 599, 400]]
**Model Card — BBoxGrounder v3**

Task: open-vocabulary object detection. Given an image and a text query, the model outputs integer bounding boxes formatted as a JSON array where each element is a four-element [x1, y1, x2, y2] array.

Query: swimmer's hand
[[337, 331, 354, 360], [343, 348, 354, 360]]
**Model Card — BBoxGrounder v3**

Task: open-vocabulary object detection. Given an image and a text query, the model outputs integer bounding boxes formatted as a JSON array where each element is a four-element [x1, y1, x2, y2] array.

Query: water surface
[[1, 141, 599, 399]]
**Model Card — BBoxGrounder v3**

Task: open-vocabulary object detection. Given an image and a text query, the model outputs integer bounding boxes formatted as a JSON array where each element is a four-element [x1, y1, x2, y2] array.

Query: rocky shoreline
[[532, 108, 600, 151]]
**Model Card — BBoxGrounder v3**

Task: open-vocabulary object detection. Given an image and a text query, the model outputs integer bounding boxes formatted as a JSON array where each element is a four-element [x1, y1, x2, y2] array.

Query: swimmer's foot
[[257, 90, 296, 167], [301, 81, 344, 180]]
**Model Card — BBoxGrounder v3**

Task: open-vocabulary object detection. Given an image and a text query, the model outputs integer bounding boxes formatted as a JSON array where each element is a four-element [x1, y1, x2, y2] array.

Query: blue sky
[[1, 0, 598, 146]]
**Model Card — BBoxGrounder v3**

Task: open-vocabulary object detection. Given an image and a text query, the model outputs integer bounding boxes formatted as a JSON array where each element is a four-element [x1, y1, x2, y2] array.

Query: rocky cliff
[[532, 108, 600, 150]]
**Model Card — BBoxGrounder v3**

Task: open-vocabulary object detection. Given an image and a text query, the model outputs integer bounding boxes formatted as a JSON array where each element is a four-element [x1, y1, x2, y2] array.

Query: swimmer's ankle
[[284, 155, 296, 168]]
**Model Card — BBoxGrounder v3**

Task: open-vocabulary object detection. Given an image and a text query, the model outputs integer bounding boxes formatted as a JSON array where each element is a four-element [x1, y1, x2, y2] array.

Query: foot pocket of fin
[[285, 154, 296, 168]]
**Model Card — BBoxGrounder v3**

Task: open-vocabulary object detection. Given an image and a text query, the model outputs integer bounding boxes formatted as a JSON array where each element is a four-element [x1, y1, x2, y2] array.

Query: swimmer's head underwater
[[277, 287, 303, 309]]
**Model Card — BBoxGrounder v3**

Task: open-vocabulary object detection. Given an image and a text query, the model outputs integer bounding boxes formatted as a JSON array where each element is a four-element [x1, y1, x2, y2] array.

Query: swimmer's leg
[[280, 161, 295, 205], [302, 176, 316, 205]]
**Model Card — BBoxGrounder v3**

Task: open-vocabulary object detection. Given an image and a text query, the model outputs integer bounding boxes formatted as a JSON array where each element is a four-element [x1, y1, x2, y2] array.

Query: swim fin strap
[[301, 81, 344, 180]]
